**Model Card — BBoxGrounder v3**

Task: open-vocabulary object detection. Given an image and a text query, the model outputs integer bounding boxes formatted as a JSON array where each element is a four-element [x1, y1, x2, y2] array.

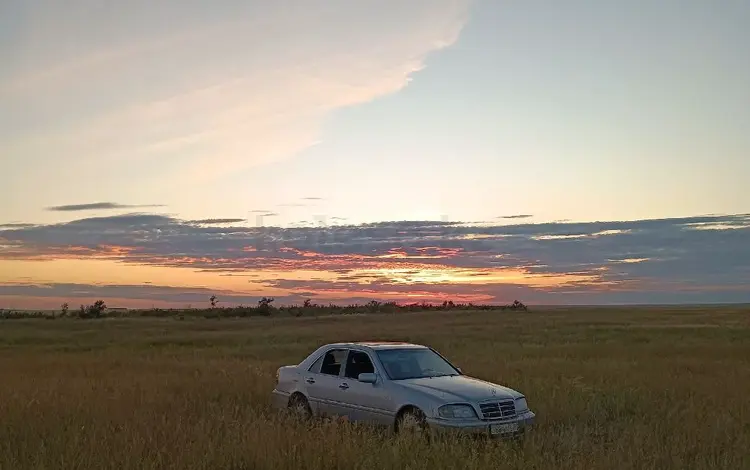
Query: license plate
[[490, 422, 519, 435]]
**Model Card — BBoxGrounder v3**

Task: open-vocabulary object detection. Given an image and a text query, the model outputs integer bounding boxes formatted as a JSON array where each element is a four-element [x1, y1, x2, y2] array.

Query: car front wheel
[[395, 407, 429, 440]]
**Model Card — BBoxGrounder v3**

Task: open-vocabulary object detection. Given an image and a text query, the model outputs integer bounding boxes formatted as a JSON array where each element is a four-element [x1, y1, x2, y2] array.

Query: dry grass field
[[1, 306, 749, 469]]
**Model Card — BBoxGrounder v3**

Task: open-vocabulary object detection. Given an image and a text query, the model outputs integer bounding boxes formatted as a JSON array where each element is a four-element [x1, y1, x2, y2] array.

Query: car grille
[[479, 400, 516, 420]]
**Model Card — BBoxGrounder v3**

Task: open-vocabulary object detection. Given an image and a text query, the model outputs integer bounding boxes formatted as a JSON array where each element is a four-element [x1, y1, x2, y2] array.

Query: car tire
[[395, 407, 429, 441], [288, 393, 312, 421]]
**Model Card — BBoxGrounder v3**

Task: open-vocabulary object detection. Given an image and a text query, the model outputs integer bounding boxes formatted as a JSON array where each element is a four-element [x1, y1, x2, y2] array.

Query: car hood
[[397, 375, 520, 403]]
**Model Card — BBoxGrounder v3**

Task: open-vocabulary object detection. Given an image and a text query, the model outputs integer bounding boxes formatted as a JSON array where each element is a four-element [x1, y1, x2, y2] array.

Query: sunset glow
[[2, 212, 749, 308]]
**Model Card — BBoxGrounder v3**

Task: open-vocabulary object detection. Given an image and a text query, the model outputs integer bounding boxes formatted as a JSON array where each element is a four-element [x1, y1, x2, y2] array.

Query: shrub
[[78, 300, 107, 319]]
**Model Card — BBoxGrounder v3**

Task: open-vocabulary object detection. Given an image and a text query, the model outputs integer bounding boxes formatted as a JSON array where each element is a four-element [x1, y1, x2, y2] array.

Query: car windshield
[[376, 348, 460, 380]]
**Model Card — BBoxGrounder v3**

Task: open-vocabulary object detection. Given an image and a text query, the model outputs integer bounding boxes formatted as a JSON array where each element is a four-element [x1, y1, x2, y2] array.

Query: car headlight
[[438, 404, 477, 419], [515, 397, 529, 413]]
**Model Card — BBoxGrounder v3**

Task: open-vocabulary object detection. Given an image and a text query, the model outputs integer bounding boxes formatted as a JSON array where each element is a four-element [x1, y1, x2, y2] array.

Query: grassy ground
[[1, 306, 749, 469]]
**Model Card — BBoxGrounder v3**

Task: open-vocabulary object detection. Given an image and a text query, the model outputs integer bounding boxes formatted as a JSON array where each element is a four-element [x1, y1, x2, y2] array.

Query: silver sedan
[[270, 342, 535, 439]]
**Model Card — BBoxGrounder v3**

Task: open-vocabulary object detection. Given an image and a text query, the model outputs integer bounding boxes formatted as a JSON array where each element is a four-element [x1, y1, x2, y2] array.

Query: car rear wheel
[[288, 393, 312, 420], [395, 407, 429, 440]]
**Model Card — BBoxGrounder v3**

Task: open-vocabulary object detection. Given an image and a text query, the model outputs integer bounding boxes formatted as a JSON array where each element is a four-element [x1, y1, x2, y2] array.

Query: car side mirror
[[358, 373, 377, 384]]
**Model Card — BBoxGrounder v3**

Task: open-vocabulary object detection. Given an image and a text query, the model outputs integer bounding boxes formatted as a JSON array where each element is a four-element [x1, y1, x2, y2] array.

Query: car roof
[[325, 341, 427, 350]]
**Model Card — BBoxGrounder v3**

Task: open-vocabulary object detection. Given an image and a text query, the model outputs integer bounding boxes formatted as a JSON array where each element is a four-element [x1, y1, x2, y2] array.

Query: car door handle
[[305, 377, 315, 384], [339, 383, 349, 390]]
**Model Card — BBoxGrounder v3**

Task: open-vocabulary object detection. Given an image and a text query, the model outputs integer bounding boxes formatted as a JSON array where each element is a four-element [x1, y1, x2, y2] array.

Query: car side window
[[309, 349, 348, 376], [344, 350, 375, 379], [308, 354, 326, 374]]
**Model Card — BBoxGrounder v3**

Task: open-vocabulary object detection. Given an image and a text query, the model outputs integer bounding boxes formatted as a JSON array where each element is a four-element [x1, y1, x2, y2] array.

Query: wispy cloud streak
[[188, 218, 246, 225], [47, 202, 165, 212], [2, 0, 472, 188], [497, 214, 533, 219]]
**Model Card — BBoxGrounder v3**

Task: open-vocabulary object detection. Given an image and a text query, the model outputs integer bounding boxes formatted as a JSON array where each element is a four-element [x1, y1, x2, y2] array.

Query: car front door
[[336, 349, 396, 426], [304, 348, 349, 416]]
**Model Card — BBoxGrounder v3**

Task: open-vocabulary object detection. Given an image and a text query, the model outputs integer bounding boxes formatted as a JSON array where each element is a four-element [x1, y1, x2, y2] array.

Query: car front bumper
[[426, 410, 535, 439]]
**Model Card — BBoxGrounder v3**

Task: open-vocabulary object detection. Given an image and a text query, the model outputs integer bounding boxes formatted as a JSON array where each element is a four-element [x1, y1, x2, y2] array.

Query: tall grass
[[1, 307, 748, 469]]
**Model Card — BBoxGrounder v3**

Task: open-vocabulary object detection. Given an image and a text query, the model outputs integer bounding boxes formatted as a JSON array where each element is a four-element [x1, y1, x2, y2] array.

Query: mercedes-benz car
[[270, 342, 535, 439]]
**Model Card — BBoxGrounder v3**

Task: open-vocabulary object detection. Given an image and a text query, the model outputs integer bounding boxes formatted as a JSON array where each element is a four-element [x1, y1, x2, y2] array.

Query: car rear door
[[303, 348, 349, 416]]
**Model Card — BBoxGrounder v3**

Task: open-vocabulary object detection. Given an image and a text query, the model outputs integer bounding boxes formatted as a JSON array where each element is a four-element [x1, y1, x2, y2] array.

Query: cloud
[[1, 213, 749, 305], [46, 202, 165, 212], [302, 197, 324, 201], [0, 223, 37, 229], [497, 214, 533, 219], [3, 0, 472, 187], [188, 218, 246, 225], [0, 282, 248, 305]]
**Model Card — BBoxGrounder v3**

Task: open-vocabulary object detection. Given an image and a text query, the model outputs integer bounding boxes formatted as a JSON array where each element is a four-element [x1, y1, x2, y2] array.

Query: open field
[[1, 306, 749, 469]]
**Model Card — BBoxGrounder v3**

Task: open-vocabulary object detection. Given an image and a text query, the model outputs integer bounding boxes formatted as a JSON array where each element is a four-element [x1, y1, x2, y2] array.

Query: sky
[[1, 0, 749, 309]]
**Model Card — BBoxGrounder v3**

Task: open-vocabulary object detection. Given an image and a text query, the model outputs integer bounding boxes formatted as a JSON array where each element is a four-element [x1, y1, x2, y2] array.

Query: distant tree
[[441, 300, 455, 310], [78, 300, 107, 319], [60, 303, 69, 317], [258, 297, 275, 316], [209, 295, 218, 308], [500, 300, 528, 312]]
